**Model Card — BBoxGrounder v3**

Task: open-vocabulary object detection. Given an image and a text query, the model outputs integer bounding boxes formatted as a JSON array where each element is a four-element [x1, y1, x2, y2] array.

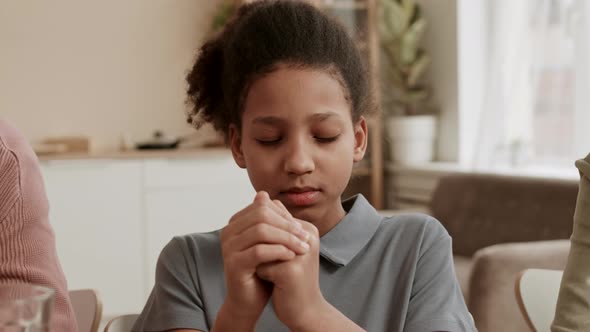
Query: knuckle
[[301, 222, 318, 235], [258, 194, 270, 204], [259, 207, 273, 222], [253, 223, 269, 238], [283, 246, 295, 259], [273, 199, 285, 210], [308, 223, 320, 236], [251, 199, 263, 210], [278, 245, 289, 255], [287, 233, 299, 245], [285, 264, 301, 276], [252, 245, 265, 261]]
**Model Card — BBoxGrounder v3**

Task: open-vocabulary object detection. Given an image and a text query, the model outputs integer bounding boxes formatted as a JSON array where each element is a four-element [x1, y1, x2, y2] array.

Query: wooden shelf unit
[[320, 0, 383, 208]]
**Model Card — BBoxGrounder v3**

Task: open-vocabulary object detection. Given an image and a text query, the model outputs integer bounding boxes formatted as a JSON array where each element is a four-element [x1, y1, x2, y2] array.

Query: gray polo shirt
[[133, 195, 476, 332]]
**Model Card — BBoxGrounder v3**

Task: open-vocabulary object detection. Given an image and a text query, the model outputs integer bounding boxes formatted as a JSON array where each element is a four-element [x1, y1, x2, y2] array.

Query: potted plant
[[210, 0, 238, 36], [379, 0, 437, 164]]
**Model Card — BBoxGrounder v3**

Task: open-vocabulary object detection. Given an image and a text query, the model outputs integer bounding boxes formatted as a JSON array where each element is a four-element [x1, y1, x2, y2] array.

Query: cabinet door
[[41, 160, 144, 317], [144, 155, 253, 293]]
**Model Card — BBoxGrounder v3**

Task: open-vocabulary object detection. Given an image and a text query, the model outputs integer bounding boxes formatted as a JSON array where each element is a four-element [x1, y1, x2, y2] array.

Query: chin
[[288, 205, 321, 223]]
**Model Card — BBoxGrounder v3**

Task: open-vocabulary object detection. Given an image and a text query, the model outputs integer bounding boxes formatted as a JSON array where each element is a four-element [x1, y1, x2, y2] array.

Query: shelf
[[37, 147, 230, 162], [386, 162, 579, 181], [352, 166, 371, 176]]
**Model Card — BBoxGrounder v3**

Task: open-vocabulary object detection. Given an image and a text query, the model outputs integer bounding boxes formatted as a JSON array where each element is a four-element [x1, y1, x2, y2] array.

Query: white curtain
[[472, 0, 587, 172], [574, 0, 590, 158]]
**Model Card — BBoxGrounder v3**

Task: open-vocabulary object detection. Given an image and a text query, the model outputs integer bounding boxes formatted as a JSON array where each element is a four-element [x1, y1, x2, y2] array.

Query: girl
[[132, 1, 475, 331]]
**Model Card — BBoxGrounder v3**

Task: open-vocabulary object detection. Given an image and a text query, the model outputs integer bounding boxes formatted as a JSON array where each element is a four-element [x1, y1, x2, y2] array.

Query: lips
[[280, 187, 321, 206]]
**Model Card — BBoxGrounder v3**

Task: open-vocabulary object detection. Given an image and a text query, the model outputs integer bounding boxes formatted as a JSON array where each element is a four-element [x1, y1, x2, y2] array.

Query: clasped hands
[[219, 191, 327, 330]]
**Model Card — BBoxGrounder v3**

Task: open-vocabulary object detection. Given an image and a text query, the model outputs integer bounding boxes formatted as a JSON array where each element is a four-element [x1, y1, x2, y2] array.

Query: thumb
[[254, 190, 270, 203]]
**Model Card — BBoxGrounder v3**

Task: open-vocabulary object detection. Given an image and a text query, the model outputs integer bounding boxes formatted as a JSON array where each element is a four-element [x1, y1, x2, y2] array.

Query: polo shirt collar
[[319, 194, 382, 267]]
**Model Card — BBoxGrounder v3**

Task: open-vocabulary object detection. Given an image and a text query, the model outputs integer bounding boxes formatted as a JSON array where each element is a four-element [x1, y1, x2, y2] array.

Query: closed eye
[[315, 135, 339, 143], [256, 138, 282, 146]]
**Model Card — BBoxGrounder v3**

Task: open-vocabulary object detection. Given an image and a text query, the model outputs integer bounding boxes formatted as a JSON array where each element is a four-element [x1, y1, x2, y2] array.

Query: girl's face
[[230, 65, 367, 232]]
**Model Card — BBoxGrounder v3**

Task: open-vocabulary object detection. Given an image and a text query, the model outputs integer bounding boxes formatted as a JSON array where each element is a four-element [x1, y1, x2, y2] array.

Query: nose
[[284, 137, 315, 175]]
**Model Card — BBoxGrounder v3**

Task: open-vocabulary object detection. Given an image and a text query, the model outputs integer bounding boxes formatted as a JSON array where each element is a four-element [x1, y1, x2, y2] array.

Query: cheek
[[325, 137, 356, 182], [246, 170, 265, 193], [243, 150, 277, 191], [331, 134, 357, 161]]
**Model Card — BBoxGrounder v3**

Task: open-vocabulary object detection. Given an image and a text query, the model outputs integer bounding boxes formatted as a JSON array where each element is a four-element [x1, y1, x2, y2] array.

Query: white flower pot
[[385, 115, 437, 164]]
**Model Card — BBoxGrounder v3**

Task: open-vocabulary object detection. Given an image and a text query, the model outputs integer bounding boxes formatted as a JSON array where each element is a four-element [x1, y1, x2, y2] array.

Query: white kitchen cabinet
[[143, 156, 253, 294], [39, 151, 255, 318], [41, 160, 145, 317]]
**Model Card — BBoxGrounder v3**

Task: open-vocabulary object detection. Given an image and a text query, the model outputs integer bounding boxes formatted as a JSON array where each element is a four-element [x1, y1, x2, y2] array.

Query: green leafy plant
[[380, 0, 432, 116], [210, 0, 237, 36]]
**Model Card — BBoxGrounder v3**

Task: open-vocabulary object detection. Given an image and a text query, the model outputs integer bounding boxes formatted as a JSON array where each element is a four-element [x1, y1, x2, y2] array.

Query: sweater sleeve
[[0, 121, 78, 332], [552, 153, 590, 332]]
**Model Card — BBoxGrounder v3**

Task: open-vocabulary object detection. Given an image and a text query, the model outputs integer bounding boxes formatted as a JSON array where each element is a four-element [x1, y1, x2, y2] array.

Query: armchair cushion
[[453, 255, 473, 303], [467, 239, 570, 332], [431, 174, 578, 256]]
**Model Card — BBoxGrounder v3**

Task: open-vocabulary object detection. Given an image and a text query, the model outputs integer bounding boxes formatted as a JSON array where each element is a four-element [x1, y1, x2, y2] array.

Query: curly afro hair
[[185, 0, 374, 140]]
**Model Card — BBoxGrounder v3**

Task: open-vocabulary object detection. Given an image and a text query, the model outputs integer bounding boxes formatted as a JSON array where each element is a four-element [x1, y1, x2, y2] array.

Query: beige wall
[[416, 0, 459, 162], [0, 0, 221, 151], [1, 0, 460, 157]]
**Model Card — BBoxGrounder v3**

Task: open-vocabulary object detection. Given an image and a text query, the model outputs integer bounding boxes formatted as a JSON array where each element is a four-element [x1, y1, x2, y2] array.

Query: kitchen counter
[[37, 147, 230, 162]]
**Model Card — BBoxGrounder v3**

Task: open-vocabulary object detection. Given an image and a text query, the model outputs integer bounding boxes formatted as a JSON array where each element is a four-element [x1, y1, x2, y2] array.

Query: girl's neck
[[314, 201, 347, 237]]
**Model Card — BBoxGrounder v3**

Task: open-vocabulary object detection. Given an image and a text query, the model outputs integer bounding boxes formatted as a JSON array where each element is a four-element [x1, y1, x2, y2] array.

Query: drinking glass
[[0, 284, 55, 332]]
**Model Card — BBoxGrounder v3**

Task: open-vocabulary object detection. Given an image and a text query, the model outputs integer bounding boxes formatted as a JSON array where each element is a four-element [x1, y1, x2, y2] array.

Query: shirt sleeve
[[0, 122, 78, 332], [552, 154, 590, 332], [132, 237, 209, 332], [404, 218, 477, 332]]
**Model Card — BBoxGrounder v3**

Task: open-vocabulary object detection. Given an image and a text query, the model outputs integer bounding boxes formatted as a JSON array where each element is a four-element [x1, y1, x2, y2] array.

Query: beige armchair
[[429, 173, 578, 332]]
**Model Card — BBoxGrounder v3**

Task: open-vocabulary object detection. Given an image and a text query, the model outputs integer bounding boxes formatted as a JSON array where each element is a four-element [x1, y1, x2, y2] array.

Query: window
[[466, 0, 588, 173]]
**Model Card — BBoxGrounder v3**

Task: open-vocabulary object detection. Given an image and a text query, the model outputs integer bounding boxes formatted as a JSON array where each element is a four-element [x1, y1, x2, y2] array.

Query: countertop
[[37, 147, 231, 162]]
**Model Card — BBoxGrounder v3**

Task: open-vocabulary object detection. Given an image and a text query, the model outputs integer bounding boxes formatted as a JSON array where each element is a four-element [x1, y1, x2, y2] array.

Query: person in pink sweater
[[0, 120, 78, 331]]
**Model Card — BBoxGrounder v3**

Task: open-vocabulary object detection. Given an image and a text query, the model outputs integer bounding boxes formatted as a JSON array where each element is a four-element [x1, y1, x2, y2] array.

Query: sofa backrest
[[429, 173, 578, 256]]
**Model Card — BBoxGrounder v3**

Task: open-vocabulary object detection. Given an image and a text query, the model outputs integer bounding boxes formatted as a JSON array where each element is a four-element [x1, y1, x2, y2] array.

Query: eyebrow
[[251, 116, 284, 126], [310, 111, 340, 121], [251, 112, 341, 126]]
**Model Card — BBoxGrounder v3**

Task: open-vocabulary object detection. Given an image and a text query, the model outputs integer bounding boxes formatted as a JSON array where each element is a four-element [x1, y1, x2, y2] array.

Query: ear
[[353, 116, 368, 163], [229, 124, 246, 168]]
